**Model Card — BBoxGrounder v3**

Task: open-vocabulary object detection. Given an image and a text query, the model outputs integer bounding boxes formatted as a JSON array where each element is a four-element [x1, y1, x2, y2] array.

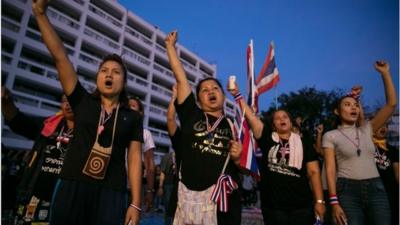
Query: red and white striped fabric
[[210, 174, 238, 212]]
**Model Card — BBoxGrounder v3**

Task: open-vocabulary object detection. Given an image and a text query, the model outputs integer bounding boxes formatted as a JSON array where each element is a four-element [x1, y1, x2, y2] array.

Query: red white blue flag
[[236, 40, 260, 177], [255, 41, 280, 95]]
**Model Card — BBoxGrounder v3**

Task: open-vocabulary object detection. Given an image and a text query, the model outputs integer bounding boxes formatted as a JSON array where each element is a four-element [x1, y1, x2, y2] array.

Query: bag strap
[[94, 103, 120, 146]]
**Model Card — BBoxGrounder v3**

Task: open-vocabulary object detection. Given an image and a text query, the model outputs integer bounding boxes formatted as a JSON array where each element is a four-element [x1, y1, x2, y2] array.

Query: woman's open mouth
[[105, 80, 113, 88]]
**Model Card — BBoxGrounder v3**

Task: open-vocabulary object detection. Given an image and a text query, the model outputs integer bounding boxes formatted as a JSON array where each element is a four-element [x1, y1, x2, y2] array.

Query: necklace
[[97, 105, 114, 135], [338, 127, 361, 157], [204, 113, 224, 140]]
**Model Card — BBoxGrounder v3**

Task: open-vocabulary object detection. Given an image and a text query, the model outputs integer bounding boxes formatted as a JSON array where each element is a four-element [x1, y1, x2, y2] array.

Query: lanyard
[[204, 113, 224, 139], [97, 105, 114, 135], [338, 127, 361, 156]]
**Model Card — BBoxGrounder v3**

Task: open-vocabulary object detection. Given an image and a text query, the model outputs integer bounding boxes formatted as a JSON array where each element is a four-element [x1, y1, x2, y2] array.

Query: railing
[[2, 55, 13, 65], [122, 48, 151, 67], [125, 27, 152, 46], [79, 53, 100, 67], [155, 44, 166, 54], [181, 59, 197, 72], [201, 70, 213, 78], [84, 27, 119, 50], [47, 8, 80, 30], [72, 0, 84, 5], [88, 4, 122, 28], [127, 73, 149, 87], [2, 18, 20, 33], [13, 91, 60, 112], [149, 105, 167, 117], [151, 84, 172, 98], [153, 63, 174, 78], [148, 127, 169, 140], [17, 60, 60, 82]]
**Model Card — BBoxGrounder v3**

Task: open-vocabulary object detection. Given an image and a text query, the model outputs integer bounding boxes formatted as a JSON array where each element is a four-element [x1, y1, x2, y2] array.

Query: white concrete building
[[1, 0, 237, 163]]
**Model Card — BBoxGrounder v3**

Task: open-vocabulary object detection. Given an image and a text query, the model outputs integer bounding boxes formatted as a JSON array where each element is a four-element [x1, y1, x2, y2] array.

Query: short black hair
[[92, 54, 129, 105], [195, 77, 225, 100]]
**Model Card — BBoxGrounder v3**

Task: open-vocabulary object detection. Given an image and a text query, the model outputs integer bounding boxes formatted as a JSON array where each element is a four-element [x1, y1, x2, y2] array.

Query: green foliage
[[261, 86, 344, 134]]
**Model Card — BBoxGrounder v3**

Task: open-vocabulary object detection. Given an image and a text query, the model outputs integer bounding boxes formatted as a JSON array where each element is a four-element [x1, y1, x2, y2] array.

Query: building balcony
[[126, 73, 149, 90], [47, 7, 80, 32], [155, 44, 166, 54], [2, 127, 34, 151], [153, 63, 174, 80], [148, 127, 170, 146], [16, 59, 61, 86], [150, 83, 172, 101], [83, 27, 120, 51], [88, 4, 122, 32], [181, 58, 198, 73], [78, 52, 100, 71], [122, 48, 151, 69], [124, 26, 153, 47], [13, 90, 60, 117], [2, 17, 21, 34]]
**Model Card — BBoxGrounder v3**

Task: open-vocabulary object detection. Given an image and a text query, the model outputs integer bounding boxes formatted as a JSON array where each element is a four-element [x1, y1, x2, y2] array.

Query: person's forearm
[[165, 45, 190, 104], [308, 164, 324, 201], [35, 14, 77, 95], [128, 142, 142, 207], [237, 97, 263, 138], [144, 150, 155, 191], [166, 101, 177, 136]]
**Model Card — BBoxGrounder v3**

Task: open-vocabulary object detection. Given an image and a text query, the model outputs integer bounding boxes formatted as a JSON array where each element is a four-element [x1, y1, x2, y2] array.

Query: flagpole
[[275, 85, 278, 110]]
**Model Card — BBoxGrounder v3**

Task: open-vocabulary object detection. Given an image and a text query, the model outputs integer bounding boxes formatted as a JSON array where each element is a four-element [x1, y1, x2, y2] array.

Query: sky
[[118, 0, 399, 112]]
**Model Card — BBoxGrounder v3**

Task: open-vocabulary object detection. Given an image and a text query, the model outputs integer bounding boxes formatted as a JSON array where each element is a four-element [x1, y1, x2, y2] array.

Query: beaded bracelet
[[129, 203, 142, 212]]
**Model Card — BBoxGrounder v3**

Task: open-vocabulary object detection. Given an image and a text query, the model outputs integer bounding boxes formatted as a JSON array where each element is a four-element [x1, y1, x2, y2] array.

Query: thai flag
[[236, 40, 260, 177], [255, 41, 280, 95]]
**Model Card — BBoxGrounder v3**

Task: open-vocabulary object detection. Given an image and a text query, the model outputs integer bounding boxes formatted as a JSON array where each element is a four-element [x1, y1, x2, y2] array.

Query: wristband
[[129, 203, 142, 212], [329, 195, 339, 205], [234, 92, 243, 101]]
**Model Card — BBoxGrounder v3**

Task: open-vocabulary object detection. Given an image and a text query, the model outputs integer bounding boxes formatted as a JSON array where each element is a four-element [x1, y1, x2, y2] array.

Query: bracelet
[[329, 195, 339, 205], [146, 189, 155, 193], [315, 199, 325, 204], [129, 203, 142, 212], [234, 92, 243, 101]]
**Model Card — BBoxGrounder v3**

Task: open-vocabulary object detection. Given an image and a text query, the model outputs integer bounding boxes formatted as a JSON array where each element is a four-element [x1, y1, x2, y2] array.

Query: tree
[[260, 86, 344, 136]]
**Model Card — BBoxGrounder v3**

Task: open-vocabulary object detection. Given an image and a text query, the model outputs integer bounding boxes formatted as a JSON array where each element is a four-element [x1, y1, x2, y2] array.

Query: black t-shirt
[[176, 93, 240, 191], [61, 82, 143, 191], [256, 124, 318, 210], [375, 144, 399, 197], [9, 113, 71, 201], [33, 120, 71, 200]]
